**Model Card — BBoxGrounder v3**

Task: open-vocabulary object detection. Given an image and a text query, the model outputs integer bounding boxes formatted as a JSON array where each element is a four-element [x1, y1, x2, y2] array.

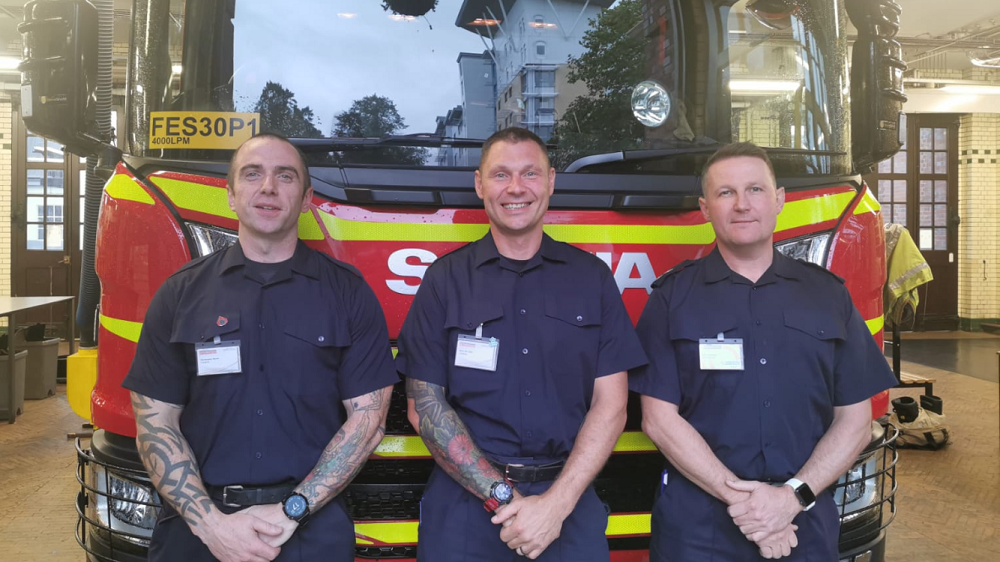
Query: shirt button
[[520, 309, 526, 315], [259, 323, 263, 329], [257, 409, 264, 416], [525, 390, 531, 397], [255, 452, 262, 459], [258, 364, 264, 371], [576, 315, 583, 322], [522, 348, 529, 355], [817, 330, 825, 336], [759, 357, 767, 365], [467, 322, 473, 328], [763, 401, 771, 408], [756, 320, 762, 326], [318, 336, 325, 342], [526, 431, 533, 438]]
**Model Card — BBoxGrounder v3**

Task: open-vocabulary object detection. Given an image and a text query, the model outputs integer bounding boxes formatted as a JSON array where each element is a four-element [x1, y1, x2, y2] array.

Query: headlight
[[108, 472, 160, 529], [775, 233, 830, 266], [187, 223, 238, 257]]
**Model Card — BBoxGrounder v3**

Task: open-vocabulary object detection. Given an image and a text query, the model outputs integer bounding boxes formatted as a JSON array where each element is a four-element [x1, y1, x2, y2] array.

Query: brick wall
[[957, 113, 1000, 329]]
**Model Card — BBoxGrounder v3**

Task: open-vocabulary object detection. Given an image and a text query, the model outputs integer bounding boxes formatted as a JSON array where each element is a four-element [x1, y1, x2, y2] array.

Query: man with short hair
[[124, 133, 398, 561], [396, 127, 647, 561], [629, 142, 897, 561]]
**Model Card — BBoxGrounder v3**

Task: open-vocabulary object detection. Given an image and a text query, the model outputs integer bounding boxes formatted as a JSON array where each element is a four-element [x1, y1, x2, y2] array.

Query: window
[[536, 42, 546, 57], [536, 70, 555, 88]]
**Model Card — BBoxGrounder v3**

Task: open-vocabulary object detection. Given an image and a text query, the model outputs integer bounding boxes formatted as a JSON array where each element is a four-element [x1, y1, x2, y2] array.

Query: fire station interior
[[0, 0, 998, 560]]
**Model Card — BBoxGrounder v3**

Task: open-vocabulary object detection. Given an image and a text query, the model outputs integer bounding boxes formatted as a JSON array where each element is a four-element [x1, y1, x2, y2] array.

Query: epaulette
[[651, 259, 698, 289], [795, 259, 846, 284]]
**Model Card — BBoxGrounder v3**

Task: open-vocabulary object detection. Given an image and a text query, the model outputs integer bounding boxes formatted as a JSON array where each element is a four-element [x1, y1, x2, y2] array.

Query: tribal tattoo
[[130, 392, 215, 529], [406, 378, 504, 499], [296, 386, 391, 510]]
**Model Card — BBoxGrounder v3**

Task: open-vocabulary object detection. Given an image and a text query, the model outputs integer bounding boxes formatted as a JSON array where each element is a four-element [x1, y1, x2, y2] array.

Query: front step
[[981, 323, 1000, 335]]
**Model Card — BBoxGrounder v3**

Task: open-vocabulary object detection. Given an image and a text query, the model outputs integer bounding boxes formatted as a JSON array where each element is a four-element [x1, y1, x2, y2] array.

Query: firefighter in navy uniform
[[396, 127, 647, 561], [629, 142, 897, 561], [123, 133, 398, 562]]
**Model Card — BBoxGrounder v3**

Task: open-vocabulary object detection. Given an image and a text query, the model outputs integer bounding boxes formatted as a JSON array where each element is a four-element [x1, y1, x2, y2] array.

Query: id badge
[[195, 337, 242, 376], [454, 324, 499, 371], [698, 332, 744, 371]]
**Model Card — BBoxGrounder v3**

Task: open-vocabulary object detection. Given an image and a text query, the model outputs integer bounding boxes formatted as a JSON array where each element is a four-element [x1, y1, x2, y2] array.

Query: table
[[1, 296, 76, 424]]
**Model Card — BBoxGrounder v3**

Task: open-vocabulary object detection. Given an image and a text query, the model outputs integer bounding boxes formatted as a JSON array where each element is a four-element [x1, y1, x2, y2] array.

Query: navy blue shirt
[[629, 248, 897, 482], [396, 232, 647, 462], [123, 241, 397, 487]]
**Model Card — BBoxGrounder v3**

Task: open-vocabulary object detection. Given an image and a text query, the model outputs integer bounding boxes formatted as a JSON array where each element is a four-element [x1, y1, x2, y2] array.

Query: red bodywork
[[92, 164, 889, 562]]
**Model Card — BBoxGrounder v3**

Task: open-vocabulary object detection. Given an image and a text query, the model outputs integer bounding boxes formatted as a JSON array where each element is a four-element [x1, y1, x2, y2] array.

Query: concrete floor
[[0, 337, 998, 561]]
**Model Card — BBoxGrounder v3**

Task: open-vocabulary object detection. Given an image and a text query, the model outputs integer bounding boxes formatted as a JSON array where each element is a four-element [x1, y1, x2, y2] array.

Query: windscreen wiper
[[292, 134, 487, 152]]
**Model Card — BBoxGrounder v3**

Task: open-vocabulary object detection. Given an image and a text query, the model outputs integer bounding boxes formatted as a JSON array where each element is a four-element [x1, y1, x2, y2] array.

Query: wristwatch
[[784, 478, 816, 512], [483, 480, 514, 512], [282, 491, 311, 522]]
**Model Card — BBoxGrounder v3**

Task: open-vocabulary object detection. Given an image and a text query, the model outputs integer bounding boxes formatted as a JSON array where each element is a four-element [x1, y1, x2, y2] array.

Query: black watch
[[784, 478, 816, 512], [282, 492, 311, 522]]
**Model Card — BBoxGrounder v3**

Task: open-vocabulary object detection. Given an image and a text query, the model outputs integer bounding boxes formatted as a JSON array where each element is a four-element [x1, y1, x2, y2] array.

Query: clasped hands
[[725, 479, 803, 560], [490, 489, 570, 560]]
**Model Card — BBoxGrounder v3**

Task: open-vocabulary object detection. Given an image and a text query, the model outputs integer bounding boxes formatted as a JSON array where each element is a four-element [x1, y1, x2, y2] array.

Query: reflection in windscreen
[[135, 0, 848, 172]]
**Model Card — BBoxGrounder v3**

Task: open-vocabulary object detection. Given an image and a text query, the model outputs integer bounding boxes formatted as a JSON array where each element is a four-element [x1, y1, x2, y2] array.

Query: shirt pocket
[[169, 312, 242, 394], [668, 317, 742, 394], [782, 309, 844, 381], [443, 303, 505, 398], [542, 299, 602, 379], [283, 317, 351, 400]]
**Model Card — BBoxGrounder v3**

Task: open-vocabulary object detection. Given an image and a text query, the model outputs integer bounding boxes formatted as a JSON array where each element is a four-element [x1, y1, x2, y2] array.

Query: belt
[[206, 482, 298, 508], [489, 460, 565, 483]]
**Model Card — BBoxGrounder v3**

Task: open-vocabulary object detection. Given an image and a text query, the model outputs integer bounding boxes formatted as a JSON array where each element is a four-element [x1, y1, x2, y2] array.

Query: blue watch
[[282, 492, 310, 522]]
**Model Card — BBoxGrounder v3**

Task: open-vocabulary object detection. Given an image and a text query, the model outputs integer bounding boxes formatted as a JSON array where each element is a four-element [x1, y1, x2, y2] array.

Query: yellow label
[[149, 111, 260, 149]]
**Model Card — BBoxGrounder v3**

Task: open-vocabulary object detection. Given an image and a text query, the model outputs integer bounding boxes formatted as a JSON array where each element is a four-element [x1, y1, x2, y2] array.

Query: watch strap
[[784, 478, 816, 511]]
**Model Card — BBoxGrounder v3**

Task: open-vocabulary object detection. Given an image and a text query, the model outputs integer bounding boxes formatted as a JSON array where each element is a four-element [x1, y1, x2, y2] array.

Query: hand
[[755, 524, 799, 559], [491, 491, 571, 559], [725, 479, 802, 540], [192, 509, 284, 562], [244, 504, 299, 547]]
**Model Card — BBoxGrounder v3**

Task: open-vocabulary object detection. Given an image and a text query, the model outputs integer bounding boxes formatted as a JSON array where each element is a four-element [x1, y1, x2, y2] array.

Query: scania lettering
[[18, 0, 905, 561]]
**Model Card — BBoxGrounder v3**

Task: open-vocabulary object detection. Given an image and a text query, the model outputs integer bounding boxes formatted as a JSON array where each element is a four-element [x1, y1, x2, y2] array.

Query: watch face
[[284, 493, 308, 518], [493, 482, 513, 503], [797, 484, 817, 507]]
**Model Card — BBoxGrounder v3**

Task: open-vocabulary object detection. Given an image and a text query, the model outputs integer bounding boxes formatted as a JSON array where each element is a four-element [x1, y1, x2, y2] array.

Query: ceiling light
[[0, 56, 20, 71], [940, 84, 1000, 94], [468, 18, 501, 26], [729, 79, 801, 92]]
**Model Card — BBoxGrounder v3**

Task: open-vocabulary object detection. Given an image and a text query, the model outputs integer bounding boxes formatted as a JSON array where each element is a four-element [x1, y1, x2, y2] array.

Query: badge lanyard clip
[[476, 324, 483, 339], [717, 332, 725, 342], [213, 335, 221, 345]]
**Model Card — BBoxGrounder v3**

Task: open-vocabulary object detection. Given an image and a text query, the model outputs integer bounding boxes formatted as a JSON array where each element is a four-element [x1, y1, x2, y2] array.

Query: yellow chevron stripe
[[853, 187, 882, 216], [149, 177, 856, 245], [151, 176, 324, 240], [153, 177, 237, 220], [353, 513, 650, 545], [776, 191, 855, 231], [865, 316, 883, 336], [373, 431, 656, 458], [104, 175, 154, 205], [606, 513, 652, 537], [100, 314, 143, 343]]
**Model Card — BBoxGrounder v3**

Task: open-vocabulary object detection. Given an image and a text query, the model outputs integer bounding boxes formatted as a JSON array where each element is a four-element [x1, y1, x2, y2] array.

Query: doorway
[[865, 113, 960, 331]]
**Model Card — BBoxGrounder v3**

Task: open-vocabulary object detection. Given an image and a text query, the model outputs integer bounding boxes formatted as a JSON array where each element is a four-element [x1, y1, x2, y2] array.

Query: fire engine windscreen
[[126, 0, 851, 175]]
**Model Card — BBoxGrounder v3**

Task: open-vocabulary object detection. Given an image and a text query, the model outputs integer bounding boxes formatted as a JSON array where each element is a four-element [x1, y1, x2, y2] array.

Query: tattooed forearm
[[130, 392, 216, 530], [296, 385, 392, 510], [406, 378, 504, 500]]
